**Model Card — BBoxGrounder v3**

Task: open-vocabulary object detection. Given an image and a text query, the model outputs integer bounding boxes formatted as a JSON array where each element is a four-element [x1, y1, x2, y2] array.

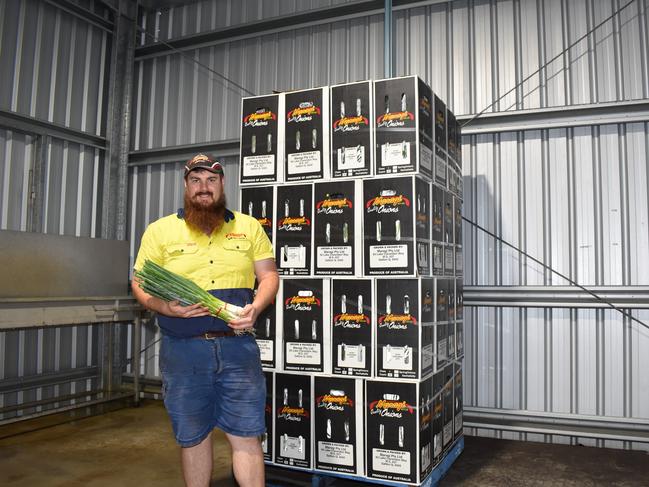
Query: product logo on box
[[287, 101, 321, 123], [423, 291, 434, 313], [277, 405, 310, 421], [243, 108, 277, 127], [376, 111, 414, 128], [332, 115, 369, 132], [434, 401, 442, 419], [316, 394, 354, 411], [285, 294, 321, 311], [257, 217, 272, 228], [278, 216, 311, 231], [421, 407, 432, 428], [366, 193, 410, 214], [378, 313, 417, 329], [333, 312, 370, 329], [369, 396, 415, 418], [436, 110, 445, 127], [420, 96, 432, 117], [316, 197, 353, 215]]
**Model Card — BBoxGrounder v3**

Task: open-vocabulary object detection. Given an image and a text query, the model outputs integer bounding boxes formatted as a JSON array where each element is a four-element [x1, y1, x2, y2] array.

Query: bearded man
[[132, 154, 278, 487]]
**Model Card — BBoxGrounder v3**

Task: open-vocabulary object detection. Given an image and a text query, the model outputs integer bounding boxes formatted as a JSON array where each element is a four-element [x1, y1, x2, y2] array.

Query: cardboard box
[[331, 278, 374, 377], [254, 296, 279, 369], [280, 278, 330, 373], [454, 196, 462, 248], [415, 178, 431, 276], [375, 278, 435, 380], [240, 94, 283, 184], [330, 81, 374, 179], [433, 95, 447, 187], [365, 380, 432, 485], [454, 364, 463, 438], [241, 185, 275, 247], [455, 279, 464, 359], [314, 376, 365, 476], [274, 372, 313, 469], [447, 110, 457, 166], [419, 376, 434, 478], [431, 370, 444, 466], [447, 282, 456, 361], [275, 183, 313, 276], [431, 183, 445, 277], [455, 321, 464, 359], [435, 279, 451, 372], [313, 180, 362, 276], [456, 279, 463, 322], [442, 364, 454, 449], [263, 371, 274, 462], [363, 176, 429, 276], [373, 76, 433, 178], [284, 87, 330, 182], [443, 191, 454, 276]]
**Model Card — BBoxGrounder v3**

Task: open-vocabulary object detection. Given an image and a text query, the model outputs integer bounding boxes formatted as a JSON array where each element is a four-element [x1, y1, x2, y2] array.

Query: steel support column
[[102, 0, 136, 242]]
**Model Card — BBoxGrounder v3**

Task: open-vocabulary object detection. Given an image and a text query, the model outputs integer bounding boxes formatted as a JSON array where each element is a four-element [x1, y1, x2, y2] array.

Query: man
[[132, 153, 279, 487]]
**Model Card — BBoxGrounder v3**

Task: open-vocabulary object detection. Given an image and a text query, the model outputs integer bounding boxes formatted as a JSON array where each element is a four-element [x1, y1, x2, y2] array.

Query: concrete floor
[[0, 400, 647, 486]]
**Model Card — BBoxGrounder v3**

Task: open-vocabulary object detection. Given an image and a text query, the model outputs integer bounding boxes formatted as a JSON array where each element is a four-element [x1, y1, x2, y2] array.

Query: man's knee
[[226, 433, 263, 453]]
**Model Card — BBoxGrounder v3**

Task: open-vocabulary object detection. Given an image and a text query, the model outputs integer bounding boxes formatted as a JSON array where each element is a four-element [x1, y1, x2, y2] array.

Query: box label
[[286, 342, 321, 365], [288, 150, 321, 175], [317, 246, 352, 268], [243, 154, 275, 177], [318, 441, 354, 466], [381, 142, 411, 167], [372, 449, 410, 474], [257, 339, 274, 363], [369, 244, 408, 268]]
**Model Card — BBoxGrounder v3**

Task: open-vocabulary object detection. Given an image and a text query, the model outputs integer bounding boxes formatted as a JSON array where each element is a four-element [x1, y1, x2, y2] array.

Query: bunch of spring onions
[[134, 259, 242, 322]]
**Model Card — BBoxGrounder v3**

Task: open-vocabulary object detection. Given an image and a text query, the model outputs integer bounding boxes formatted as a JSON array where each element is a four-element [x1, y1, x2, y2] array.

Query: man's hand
[[164, 300, 211, 318], [228, 304, 259, 330]]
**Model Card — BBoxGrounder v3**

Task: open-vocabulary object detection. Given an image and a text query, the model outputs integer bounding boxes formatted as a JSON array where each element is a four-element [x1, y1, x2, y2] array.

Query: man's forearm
[[252, 273, 279, 312], [132, 279, 169, 315]]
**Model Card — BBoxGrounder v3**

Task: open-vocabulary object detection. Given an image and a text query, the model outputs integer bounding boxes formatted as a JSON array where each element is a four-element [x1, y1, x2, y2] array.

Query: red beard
[[183, 191, 227, 235]]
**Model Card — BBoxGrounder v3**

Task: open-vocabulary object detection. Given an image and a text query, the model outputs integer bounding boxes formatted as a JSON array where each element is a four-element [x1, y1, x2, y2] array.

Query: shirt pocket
[[222, 239, 252, 253], [164, 243, 199, 257]]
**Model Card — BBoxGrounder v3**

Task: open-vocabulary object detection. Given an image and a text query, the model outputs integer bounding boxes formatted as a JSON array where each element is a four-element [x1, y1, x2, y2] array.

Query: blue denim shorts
[[160, 333, 266, 447]]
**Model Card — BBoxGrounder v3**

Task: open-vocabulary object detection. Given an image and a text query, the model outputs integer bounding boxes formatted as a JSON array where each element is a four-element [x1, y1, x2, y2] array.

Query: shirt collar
[[176, 208, 235, 222]]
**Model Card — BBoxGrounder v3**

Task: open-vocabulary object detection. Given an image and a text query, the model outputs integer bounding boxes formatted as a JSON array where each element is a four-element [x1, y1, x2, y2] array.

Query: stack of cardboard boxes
[[240, 76, 463, 485]]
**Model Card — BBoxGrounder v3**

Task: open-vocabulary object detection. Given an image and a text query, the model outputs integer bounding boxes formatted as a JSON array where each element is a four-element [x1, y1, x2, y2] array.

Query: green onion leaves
[[134, 260, 243, 322]]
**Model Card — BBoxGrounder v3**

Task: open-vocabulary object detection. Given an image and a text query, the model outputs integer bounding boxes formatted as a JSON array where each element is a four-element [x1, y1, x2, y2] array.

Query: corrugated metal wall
[[128, 0, 649, 449], [0, 0, 112, 419]]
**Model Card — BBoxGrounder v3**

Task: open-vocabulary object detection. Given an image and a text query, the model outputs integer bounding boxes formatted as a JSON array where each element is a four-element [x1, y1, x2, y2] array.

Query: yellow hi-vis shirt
[[134, 208, 274, 290]]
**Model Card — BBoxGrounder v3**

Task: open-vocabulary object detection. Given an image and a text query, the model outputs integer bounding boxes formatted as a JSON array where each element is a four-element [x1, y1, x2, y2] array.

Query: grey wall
[[0, 0, 114, 419], [128, 0, 649, 450]]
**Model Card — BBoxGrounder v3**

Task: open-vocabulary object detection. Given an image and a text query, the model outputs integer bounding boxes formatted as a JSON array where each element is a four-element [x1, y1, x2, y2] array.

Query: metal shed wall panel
[[138, 0, 366, 46], [0, 0, 110, 135], [134, 0, 647, 131], [463, 122, 649, 287], [0, 0, 113, 420]]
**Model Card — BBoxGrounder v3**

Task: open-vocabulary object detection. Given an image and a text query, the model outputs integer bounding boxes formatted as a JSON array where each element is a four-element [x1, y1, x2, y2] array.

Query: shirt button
[[210, 260, 213, 264], [211, 280, 215, 284]]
